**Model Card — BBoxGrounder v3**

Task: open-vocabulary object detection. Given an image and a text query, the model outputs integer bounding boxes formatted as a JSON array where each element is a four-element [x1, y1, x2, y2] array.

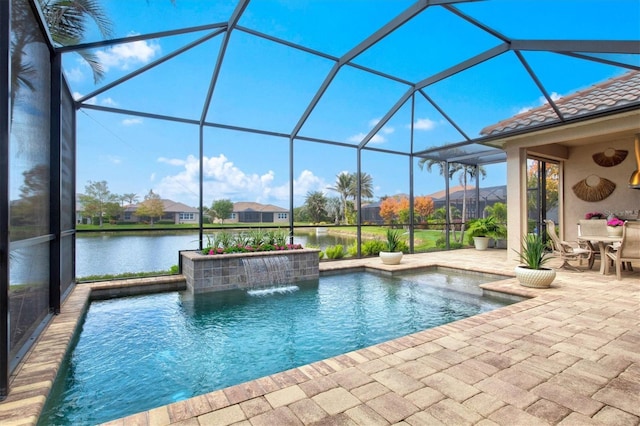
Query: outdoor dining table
[[577, 235, 624, 274]]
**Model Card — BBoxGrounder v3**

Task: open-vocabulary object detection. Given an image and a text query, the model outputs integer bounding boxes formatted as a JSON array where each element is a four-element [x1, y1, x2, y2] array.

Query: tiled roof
[[161, 199, 199, 213], [481, 71, 640, 136], [123, 199, 199, 213], [233, 201, 288, 212]]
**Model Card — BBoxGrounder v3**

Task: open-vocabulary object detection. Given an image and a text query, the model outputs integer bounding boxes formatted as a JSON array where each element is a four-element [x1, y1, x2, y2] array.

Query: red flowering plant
[[606, 217, 625, 227], [202, 230, 303, 255]]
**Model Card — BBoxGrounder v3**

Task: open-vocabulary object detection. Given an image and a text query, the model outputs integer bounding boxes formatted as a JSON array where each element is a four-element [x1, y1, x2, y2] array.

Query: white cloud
[[73, 92, 97, 105], [348, 118, 394, 144], [549, 92, 562, 101], [413, 118, 436, 131], [64, 67, 85, 83], [95, 39, 161, 72], [158, 157, 186, 166], [154, 154, 327, 206], [347, 132, 386, 144], [518, 92, 564, 114], [107, 155, 122, 164], [122, 117, 143, 126], [101, 97, 117, 106]]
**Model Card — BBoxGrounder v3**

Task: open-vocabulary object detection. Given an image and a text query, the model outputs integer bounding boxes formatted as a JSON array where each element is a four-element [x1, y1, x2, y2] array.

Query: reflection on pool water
[[39, 269, 511, 425]]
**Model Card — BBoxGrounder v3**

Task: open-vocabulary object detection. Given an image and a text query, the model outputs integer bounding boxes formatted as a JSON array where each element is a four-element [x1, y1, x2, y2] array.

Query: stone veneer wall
[[181, 249, 320, 294]]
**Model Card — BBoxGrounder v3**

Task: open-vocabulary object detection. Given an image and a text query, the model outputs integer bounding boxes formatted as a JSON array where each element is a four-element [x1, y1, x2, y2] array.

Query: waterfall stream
[[241, 256, 294, 290]]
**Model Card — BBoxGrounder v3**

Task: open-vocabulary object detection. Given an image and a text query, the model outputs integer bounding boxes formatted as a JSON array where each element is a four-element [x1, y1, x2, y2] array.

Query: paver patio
[[0, 249, 638, 425]]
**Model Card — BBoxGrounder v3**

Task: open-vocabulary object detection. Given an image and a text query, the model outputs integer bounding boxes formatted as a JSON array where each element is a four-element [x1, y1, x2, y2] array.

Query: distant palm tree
[[328, 172, 354, 224], [325, 197, 341, 225], [121, 193, 139, 205], [304, 191, 327, 224], [352, 172, 374, 201], [419, 156, 485, 242]]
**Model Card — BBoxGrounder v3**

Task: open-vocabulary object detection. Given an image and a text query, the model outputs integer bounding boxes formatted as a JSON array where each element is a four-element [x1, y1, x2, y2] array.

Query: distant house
[[359, 186, 507, 224], [431, 185, 507, 219], [360, 193, 410, 224], [123, 199, 199, 224], [226, 202, 289, 224]]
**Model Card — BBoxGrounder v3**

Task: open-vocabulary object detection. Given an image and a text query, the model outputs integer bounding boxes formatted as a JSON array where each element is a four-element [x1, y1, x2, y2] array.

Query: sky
[[58, 0, 640, 208]]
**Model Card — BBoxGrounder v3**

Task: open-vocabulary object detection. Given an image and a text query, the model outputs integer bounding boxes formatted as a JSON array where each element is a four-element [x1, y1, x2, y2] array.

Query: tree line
[[79, 181, 164, 226]]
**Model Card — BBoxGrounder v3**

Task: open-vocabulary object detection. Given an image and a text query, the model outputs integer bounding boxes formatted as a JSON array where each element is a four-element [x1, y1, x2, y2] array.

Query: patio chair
[[544, 220, 592, 271], [578, 219, 608, 269], [605, 221, 640, 280]]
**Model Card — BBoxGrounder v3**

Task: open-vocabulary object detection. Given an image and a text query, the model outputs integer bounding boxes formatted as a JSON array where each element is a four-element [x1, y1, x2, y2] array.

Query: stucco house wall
[[563, 136, 639, 242]]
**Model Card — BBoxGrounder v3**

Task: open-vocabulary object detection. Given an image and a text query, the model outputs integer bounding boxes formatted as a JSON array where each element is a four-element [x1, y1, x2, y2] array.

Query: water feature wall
[[180, 249, 320, 294]]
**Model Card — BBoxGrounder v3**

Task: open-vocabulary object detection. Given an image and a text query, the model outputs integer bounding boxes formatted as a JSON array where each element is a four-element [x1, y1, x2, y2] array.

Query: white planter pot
[[607, 226, 623, 237], [514, 265, 556, 288], [473, 236, 491, 250], [380, 251, 403, 265]]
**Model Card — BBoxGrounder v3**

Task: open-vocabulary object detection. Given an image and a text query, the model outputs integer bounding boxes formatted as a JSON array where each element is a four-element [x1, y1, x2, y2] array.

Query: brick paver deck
[[0, 249, 638, 425]]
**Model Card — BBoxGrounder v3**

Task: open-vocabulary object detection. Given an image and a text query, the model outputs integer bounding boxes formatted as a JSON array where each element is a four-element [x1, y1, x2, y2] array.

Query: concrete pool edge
[[1, 249, 637, 425]]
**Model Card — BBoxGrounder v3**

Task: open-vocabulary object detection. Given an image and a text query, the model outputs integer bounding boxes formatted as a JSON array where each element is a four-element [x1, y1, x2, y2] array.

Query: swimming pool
[[39, 269, 511, 425]]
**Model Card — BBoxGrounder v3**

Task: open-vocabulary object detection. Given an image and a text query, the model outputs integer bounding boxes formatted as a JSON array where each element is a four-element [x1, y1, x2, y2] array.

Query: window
[[278, 213, 288, 219], [179, 213, 194, 221]]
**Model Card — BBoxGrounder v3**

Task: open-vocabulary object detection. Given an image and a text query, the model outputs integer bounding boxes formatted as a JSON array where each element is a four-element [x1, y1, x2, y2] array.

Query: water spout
[[241, 256, 294, 289]]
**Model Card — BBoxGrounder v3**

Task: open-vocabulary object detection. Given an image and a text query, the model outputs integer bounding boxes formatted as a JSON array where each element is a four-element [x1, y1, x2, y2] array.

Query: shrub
[[362, 240, 386, 256], [435, 236, 463, 249], [325, 244, 345, 259]]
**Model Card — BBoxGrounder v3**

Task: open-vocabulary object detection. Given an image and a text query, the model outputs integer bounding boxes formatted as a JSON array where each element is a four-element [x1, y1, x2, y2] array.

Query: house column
[[506, 145, 528, 261]]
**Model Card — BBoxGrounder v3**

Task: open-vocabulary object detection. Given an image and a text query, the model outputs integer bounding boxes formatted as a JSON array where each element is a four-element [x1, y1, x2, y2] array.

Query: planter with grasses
[[380, 228, 405, 265], [513, 233, 556, 288]]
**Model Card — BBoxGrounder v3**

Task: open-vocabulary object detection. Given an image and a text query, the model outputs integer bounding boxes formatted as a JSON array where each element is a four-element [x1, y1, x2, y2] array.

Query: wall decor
[[592, 148, 628, 167], [572, 175, 616, 202]]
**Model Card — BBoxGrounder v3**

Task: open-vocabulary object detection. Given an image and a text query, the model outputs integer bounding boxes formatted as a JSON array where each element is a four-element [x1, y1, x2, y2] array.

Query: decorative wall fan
[[592, 148, 628, 167], [572, 175, 616, 202]]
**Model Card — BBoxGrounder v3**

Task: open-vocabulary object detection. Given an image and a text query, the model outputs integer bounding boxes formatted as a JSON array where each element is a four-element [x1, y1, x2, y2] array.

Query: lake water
[[75, 231, 355, 278]]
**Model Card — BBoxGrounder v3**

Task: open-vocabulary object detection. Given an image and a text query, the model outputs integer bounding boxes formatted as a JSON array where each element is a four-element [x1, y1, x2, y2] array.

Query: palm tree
[[304, 191, 327, 224], [11, 0, 113, 123], [418, 156, 485, 242], [325, 197, 341, 225], [121, 193, 139, 205], [39, 0, 114, 83], [327, 172, 354, 224], [351, 172, 374, 201]]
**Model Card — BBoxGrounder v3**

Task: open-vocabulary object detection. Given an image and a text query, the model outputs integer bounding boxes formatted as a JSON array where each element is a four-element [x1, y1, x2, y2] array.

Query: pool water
[[40, 269, 511, 425]]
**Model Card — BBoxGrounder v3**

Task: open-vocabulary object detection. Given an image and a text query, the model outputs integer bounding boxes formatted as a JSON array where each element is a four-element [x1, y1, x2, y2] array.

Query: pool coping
[[1, 249, 638, 425]]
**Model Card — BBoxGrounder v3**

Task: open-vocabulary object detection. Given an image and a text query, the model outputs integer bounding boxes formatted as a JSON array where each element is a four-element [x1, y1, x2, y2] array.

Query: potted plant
[[513, 233, 556, 288], [606, 217, 624, 237], [493, 223, 508, 249], [467, 216, 500, 250], [380, 228, 404, 265]]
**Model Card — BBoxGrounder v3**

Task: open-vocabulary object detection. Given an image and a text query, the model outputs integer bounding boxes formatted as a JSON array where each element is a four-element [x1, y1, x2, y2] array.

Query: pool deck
[[1, 249, 638, 425]]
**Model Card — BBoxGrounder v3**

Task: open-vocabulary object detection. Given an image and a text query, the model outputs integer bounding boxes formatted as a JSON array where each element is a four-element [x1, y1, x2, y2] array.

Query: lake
[[74, 230, 355, 278]]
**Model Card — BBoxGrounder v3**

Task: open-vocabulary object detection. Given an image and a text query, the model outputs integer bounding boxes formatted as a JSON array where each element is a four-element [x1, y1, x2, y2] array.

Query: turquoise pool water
[[40, 269, 511, 425]]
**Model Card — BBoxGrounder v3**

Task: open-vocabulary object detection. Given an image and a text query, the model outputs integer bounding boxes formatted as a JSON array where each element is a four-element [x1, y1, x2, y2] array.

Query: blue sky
[[61, 0, 640, 208]]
